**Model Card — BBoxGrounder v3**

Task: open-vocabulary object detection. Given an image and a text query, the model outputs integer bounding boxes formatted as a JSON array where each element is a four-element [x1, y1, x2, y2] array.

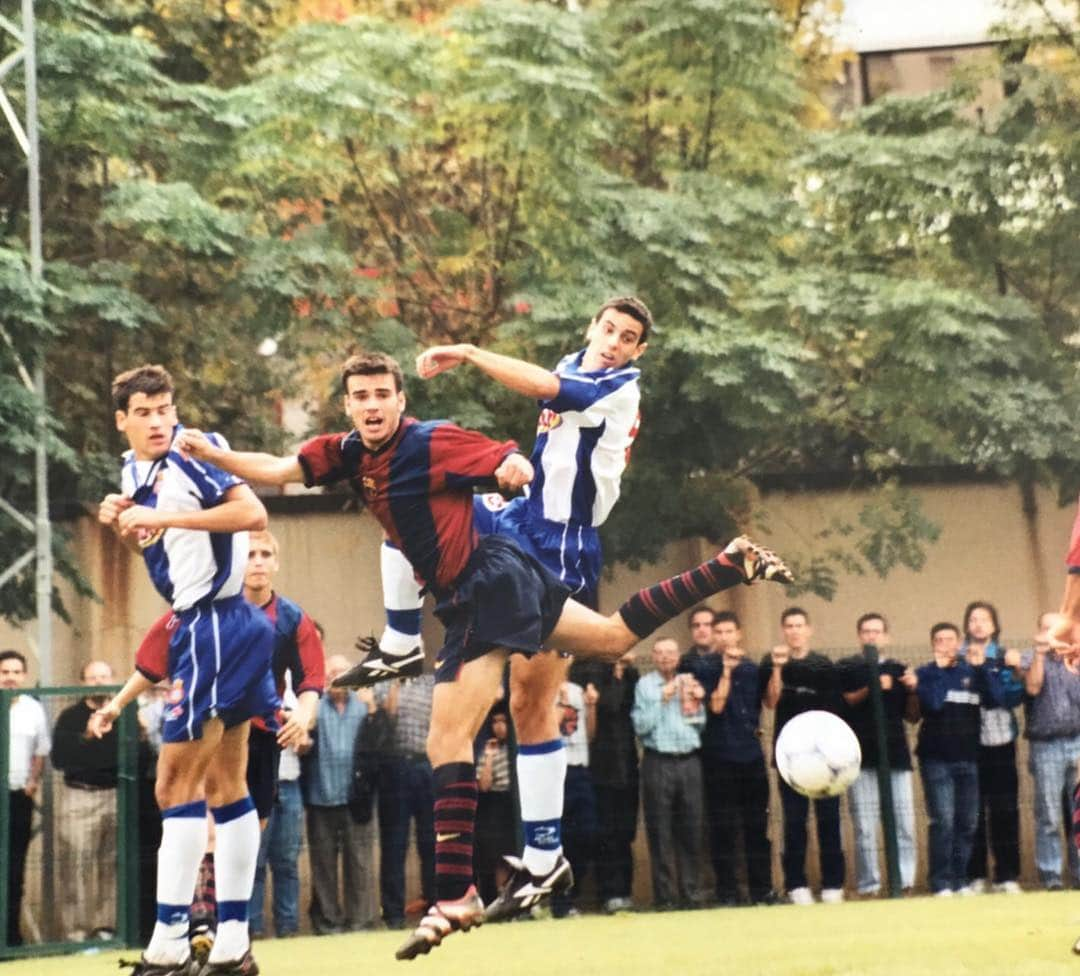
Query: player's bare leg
[[548, 535, 793, 663], [198, 722, 261, 976], [484, 653, 574, 922], [123, 725, 225, 976], [396, 651, 506, 960]]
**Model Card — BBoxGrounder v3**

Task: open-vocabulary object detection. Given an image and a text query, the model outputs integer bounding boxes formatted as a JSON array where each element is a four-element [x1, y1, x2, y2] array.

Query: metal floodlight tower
[[0, 0, 53, 683]]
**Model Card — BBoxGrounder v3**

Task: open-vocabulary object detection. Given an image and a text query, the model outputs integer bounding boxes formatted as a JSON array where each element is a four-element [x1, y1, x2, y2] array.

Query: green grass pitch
[[6, 893, 1080, 976]]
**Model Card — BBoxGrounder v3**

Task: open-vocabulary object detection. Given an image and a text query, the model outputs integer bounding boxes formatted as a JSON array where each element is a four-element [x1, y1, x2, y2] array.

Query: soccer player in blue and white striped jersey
[[95, 365, 278, 976], [375, 297, 650, 920]]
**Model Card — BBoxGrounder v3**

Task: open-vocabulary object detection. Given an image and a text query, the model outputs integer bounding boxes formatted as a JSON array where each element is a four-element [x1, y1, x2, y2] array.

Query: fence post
[[116, 700, 140, 947], [863, 642, 902, 897]]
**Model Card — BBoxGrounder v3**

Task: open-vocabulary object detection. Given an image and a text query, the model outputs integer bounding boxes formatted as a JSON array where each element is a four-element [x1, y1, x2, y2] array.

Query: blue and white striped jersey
[[120, 426, 248, 611], [527, 349, 641, 528]]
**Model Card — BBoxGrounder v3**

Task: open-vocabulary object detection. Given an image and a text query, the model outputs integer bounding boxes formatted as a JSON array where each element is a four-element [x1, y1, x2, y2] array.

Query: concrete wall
[[0, 478, 1072, 681]]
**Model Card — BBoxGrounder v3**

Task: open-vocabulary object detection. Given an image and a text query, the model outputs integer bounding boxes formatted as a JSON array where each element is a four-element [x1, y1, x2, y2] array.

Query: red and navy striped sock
[[433, 762, 477, 903], [618, 552, 744, 639]]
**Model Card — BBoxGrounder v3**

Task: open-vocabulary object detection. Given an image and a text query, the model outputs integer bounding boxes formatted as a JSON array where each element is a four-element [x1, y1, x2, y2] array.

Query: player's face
[[857, 617, 888, 647], [581, 309, 647, 372], [245, 536, 279, 591], [713, 621, 742, 656], [782, 614, 811, 652], [689, 612, 714, 649], [344, 373, 405, 450], [0, 658, 26, 690], [966, 607, 995, 642], [115, 392, 177, 461]]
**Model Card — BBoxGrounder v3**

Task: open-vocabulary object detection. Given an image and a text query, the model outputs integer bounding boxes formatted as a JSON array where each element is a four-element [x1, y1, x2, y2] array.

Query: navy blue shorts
[[246, 725, 281, 820], [162, 595, 279, 743], [472, 495, 601, 608], [433, 534, 572, 684]]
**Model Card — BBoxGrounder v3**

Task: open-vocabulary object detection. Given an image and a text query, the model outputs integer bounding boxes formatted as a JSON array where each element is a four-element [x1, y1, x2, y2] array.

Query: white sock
[[517, 741, 567, 875], [208, 796, 260, 963], [146, 800, 208, 964], [380, 540, 423, 656]]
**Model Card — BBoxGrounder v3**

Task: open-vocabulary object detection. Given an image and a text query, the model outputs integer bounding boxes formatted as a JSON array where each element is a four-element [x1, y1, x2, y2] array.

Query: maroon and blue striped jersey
[[297, 417, 519, 596]]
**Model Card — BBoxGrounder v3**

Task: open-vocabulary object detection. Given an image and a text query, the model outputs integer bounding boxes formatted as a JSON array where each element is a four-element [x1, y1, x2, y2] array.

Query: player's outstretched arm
[[417, 343, 560, 400], [176, 428, 304, 487]]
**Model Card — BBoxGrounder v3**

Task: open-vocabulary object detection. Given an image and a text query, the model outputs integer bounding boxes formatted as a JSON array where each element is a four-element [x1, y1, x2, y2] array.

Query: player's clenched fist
[[98, 493, 133, 527], [494, 453, 533, 493], [175, 427, 215, 461]]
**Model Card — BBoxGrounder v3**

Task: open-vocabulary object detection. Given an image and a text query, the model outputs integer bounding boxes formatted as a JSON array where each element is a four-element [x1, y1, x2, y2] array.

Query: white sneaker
[[933, 889, 953, 898], [788, 887, 814, 905], [995, 880, 1022, 895], [820, 888, 844, 904], [966, 877, 989, 894], [957, 885, 979, 896]]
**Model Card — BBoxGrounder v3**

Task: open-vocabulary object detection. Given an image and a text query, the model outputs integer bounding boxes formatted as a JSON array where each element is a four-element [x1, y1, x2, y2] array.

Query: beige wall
[[0, 479, 1072, 679]]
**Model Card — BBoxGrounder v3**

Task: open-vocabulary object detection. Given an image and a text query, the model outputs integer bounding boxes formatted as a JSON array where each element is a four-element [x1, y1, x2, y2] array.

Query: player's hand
[[900, 667, 917, 691], [879, 673, 894, 691], [661, 679, 677, 701], [416, 344, 473, 380], [356, 687, 376, 709], [88, 702, 120, 739], [771, 645, 790, 667], [98, 493, 133, 527], [494, 453, 533, 493], [1003, 648, 1022, 669], [276, 710, 309, 750], [175, 428, 215, 462], [965, 644, 986, 667], [118, 505, 166, 540]]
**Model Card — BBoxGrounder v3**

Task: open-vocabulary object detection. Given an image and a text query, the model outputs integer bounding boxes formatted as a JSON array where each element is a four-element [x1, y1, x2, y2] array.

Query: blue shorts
[[472, 495, 601, 609], [162, 595, 279, 743], [433, 534, 572, 684]]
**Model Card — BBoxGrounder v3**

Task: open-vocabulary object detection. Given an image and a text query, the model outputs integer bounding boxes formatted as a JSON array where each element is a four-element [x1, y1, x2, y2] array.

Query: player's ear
[[115, 409, 128, 433], [630, 341, 648, 362]]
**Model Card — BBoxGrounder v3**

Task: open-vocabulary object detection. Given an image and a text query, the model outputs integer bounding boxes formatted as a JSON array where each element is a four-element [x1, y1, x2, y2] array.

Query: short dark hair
[[713, 610, 741, 629], [112, 365, 174, 413], [856, 612, 888, 634], [688, 606, 715, 627], [963, 601, 1000, 643], [0, 649, 27, 671], [594, 296, 653, 343], [341, 352, 405, 394], [930, 622, 960, 641], [781, 606, 809, 625]]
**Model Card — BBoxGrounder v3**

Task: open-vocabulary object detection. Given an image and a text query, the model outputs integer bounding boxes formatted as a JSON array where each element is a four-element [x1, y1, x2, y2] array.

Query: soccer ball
[[775, 710, 861, 799]]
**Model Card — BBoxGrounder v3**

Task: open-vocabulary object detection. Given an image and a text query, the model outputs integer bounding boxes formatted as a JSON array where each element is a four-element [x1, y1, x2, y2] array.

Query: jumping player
[[93, 365, 278, 976], [340, 297, 650, 922], [176, 351, 792, 960]]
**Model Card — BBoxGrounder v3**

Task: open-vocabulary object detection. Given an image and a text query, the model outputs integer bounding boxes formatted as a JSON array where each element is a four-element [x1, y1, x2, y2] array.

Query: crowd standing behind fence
[[5, 604, 1080, 958]]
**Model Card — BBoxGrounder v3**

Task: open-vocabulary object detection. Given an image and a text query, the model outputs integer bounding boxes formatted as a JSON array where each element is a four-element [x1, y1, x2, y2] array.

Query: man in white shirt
[[1, 650, 49, 946]]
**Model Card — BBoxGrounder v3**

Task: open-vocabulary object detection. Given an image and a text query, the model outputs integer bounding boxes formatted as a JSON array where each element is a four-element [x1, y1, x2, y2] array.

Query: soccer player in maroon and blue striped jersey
[[176, 351, 793, 960]]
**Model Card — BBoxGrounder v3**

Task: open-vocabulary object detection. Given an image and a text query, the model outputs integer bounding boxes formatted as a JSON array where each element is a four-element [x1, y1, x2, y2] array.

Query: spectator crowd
[[4, 596, 1080, 946]]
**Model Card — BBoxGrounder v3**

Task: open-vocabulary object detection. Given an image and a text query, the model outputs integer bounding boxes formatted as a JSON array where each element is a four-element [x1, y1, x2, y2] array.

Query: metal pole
[[22, 0, 52, 687], [863, 642, 902, 897]]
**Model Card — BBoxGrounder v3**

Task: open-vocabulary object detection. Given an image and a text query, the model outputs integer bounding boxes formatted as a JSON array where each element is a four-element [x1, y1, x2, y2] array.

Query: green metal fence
[[0, 685, 140, 960]]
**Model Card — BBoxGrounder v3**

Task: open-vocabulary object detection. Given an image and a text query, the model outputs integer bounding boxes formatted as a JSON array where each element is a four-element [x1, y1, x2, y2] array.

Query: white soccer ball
[[775, 710, 861, 799]]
